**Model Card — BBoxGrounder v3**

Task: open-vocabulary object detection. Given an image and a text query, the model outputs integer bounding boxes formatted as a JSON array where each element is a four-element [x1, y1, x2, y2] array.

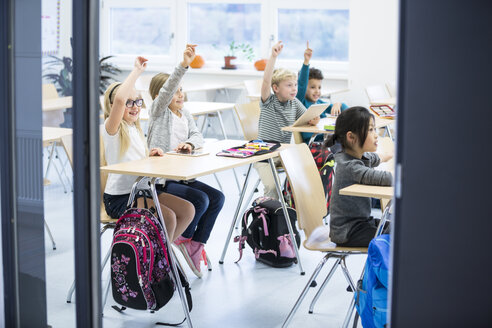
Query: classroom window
[[277, 8, 349, 62], [187, 3, 261, 62], [110, 7, 172, 56]]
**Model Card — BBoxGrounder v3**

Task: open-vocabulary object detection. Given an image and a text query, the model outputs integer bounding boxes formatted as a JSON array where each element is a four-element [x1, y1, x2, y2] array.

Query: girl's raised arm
[[105, 56, 148, 135]]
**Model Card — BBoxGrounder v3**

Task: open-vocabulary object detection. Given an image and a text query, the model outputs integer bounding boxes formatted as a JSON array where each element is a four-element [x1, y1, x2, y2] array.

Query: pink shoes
[[174, 236, 209, 278]]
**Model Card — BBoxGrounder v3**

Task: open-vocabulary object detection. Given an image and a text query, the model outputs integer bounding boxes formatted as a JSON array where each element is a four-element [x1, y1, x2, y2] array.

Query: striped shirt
[[258, 94, 306, 143]]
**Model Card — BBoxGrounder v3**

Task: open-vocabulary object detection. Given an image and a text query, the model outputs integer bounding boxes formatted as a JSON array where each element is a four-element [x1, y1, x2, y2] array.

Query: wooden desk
[[370, 97, 396, 106], [42, 127, 73, 191], [248, 87, 350, 102], [101, 139, 305, 274], [339, 184, 393, 199], [282, 116, 393, 144], [42, 96, 72, 112]]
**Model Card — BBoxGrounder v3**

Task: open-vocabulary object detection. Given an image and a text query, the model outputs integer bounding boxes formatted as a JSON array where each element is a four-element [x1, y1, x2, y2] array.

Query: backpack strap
[[233, 208, 253, 263]]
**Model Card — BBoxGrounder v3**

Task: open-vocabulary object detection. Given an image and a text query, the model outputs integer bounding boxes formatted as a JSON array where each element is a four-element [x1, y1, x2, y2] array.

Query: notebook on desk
[[292, 103, 329, 127]]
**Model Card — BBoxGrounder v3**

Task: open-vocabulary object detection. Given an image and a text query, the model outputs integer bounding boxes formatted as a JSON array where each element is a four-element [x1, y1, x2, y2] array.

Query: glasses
[[125, 98, 144, 108]]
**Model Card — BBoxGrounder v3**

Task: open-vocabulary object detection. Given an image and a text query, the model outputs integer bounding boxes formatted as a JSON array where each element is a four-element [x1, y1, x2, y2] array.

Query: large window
[[187, 3, 261, 63], [101, 0, 349, 74], [277, 9, 349, 61]]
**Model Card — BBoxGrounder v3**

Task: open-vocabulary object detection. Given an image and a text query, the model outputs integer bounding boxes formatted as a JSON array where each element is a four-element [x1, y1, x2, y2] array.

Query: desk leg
[[200, 115, 208, 135], [219, 163, 253, 264], [44, 141, 56, 182], [150, 178, 193, 328], [217, 110, 241, 194], [293, 132, 304, 144], [268, 158, 305, 275], [384, 125, 393, 140]]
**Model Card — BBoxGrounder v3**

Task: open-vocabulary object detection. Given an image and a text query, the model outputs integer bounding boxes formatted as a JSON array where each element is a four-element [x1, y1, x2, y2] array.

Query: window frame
[[100, 0, 349, 77], [100, 0, 177, 70]]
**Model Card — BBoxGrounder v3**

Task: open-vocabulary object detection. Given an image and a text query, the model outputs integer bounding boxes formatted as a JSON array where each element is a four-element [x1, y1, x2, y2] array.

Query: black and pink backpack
[[111, 207, 191, 312], [234, 197, 301, 268]]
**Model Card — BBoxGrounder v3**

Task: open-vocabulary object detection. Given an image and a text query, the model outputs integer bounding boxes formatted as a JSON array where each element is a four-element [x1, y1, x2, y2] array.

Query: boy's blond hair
[[271, 68, 296, 88], [103, 82, 147, 159]]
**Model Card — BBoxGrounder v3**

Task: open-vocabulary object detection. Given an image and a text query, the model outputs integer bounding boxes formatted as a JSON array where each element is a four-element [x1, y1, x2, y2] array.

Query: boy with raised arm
[[254, 41, 319, 199]]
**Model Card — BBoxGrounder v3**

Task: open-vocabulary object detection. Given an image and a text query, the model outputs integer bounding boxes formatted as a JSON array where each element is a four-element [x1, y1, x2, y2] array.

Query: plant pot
[[223, 56, 237, 69]]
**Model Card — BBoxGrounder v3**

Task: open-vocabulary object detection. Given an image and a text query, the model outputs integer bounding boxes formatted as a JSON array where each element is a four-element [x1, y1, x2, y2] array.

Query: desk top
[[42, 96, 72, 112], [248, 87, 350, 102], [370, 97, 396, 106], [42, 127, 72, 143], [101, 139, 291, 180], [282, 116, 392, 134], [339, 184, 393, 199]]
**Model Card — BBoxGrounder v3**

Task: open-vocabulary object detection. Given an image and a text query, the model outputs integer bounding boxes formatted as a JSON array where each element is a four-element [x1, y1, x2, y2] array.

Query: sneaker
[[174, 236, 203, 278]]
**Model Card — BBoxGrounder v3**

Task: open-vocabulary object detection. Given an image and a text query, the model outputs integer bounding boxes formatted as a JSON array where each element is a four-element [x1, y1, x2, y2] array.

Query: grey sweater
[[329, 151, 393, 244], [147, 65, 204, 151]]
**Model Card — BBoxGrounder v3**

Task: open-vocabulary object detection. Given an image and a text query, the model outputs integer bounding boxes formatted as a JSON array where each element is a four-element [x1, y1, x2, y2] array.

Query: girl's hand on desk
[[175, 142, 193, 153], [331, 103, 342, 116], [149, 147, 164, 157], [308, 116, 320, 126]]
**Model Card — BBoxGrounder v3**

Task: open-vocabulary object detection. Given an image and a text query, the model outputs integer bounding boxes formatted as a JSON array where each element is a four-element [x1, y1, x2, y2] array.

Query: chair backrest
[[234, 101, 260, 140], [243, 79, 262, 97], [42, 83, 59, 100], [279, 143, 327, 239], [365, 85, 391, 102], [385, 81, 396, 98]]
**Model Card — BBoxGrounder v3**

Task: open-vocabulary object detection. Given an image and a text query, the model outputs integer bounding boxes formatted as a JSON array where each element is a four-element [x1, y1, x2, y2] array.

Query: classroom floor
[[42, 145, 376, 328]]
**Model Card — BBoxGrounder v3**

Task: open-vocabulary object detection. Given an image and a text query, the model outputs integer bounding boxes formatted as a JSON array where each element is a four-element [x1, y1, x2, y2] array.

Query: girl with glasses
[[102, 56, 194, 243]]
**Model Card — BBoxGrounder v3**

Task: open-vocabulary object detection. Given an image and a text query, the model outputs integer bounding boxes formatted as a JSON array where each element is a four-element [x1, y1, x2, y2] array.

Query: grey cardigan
[[147, 65, 204, 151], [329, 151, 393, 244]]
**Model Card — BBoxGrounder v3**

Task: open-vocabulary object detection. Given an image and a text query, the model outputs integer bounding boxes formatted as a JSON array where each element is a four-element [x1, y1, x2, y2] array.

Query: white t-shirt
[[169, 111, 189, 150], [102, 121, 147, 195]]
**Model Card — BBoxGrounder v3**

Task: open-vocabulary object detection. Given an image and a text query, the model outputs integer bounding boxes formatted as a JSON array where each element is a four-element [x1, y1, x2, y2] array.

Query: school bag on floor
[[111, 204, 192, 313], [355, 234, 391, 328], [283, 141, 335, 210], [234, 196, 301, 268]]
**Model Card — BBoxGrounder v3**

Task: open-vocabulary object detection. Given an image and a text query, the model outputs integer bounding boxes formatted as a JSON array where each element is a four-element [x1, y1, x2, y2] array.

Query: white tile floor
[[43, 146, 375, 328]]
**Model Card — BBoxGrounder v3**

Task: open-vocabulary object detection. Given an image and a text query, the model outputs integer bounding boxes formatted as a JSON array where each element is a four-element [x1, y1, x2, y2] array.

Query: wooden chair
[[280, 144, 370, 328], [364, 84, 391, 104], [66, 133, 118, 305], [243, 79, 262, 101], [385, 81, 397, 98], [234, 101, 260, 141], [42, 83, 65, 127]]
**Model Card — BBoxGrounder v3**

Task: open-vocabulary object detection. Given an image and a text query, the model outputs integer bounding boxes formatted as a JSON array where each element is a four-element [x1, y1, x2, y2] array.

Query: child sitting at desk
[[147, 44, 225, 278], [255, 41, 319, 199], [325, 106, 393, 247], [296, 41, 349, 144], [102, 56, 194, 243]]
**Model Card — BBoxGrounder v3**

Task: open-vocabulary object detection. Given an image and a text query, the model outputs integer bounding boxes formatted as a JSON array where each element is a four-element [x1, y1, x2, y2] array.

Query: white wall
[[340, 0, 399, 107]]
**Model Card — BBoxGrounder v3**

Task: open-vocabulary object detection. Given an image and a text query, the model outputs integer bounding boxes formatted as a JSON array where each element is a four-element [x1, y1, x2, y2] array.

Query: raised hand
[[271, 41, 283, 58], [134, 56, 148, 72], [182, 44, 197, 67], [304, 41, 312, 65]]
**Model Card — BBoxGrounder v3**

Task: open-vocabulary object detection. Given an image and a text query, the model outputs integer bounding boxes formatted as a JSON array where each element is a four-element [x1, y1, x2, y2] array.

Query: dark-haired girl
[[325, 106, 393, 247]]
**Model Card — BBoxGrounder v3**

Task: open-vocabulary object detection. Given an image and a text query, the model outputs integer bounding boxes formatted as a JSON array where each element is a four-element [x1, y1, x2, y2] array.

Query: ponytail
[[323, 133, 337, 148]]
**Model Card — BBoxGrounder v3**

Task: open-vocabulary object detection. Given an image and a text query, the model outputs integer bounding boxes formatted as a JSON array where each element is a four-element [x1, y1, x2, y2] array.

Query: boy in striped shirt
[[255, 41, 320, 199]]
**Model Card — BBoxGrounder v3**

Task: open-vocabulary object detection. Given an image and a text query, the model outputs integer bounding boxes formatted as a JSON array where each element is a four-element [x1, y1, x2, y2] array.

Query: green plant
[[214, 41, 255, 61], [43, 52, 121, 95]]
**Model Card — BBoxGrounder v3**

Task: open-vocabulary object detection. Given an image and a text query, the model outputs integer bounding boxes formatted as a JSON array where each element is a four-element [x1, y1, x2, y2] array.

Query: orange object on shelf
[[254, 59, 267, 71], [190, 55, 205, 68]]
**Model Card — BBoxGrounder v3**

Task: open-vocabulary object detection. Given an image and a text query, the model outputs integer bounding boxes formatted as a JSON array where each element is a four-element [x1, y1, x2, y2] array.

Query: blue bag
[[355, 234, 391, 328]]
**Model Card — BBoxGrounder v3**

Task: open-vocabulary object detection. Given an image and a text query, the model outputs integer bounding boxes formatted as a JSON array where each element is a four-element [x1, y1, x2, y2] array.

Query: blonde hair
[[149, 72, 188, 102], [103, 82, 148, 159], [271, 68, 297, 88], [149, 73, 170, 100]]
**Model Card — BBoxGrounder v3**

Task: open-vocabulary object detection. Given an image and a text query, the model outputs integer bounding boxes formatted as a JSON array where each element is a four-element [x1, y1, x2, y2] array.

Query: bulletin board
[[42, 0, 60, 55]]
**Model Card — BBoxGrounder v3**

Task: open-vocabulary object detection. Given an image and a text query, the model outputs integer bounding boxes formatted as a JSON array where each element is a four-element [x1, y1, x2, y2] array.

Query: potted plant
[[43, 51, 121, 127], [215, 41, 255, 69]]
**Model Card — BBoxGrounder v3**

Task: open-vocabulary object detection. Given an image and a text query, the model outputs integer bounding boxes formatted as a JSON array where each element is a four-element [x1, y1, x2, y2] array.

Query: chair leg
[[342, 296, 357, 328], [308, 258, 341, 314], [44, 219, 57, 250], [282, 254, 333, 328], [66, 280, 76, 303], [102, 269, 111, 312], [339, 257, 358, 328], [213, 173, 224, 192]]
